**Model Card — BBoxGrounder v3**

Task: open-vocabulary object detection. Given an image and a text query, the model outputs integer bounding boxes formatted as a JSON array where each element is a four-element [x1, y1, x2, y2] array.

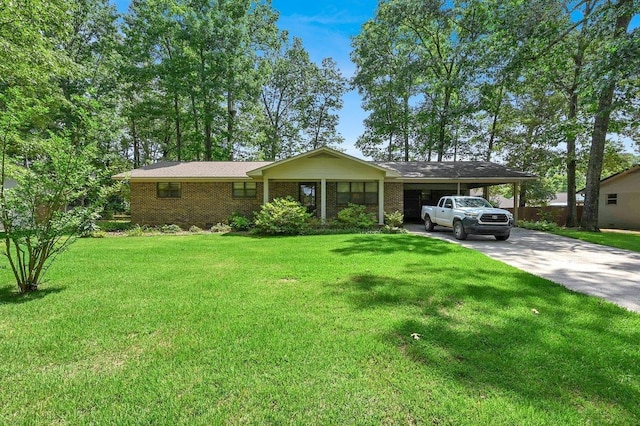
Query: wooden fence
[[505, 206, 583, 226]]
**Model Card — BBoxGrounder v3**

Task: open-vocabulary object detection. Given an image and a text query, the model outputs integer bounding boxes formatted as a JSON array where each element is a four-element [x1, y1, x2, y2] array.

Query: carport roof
[[374, 161, 536, 181]]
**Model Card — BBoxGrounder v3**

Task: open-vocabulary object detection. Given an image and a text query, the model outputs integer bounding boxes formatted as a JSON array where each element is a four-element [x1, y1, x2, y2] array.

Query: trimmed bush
[[336, 203, 376, 229], [518, 220, 559, 232], [253, 197, 312, 235], [211, 223, 232, 233], [228, 212, 252, 232], [125, 225, 144, 237], [96, 220, 133, 232], [160, 224, 182, 234], [189, 225, 203, 233], [384, 210, 404, 228]]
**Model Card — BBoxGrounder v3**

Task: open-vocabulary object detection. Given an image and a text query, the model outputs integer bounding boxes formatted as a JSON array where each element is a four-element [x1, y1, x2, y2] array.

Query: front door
[[299, 183, 317, 214]]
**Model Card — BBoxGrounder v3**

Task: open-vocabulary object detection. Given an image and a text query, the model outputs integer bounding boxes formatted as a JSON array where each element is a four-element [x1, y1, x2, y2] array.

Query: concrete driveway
[[405, 224, 640, 313]]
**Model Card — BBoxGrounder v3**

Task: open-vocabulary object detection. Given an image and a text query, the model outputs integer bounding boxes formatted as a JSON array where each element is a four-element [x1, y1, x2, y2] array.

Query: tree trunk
[[131, 116, 140, 168], [565, 91, 578, 227], [227, 87, 235, 160], [403, 92, 409, 161], [580, 0, 632, 231], [519, 183, 527, 208], [483, 88, 503, 200], [437, 88, 451, 161], [190, 92, 201, 160], [566, 2, 591, 228], [174, 94, 182, 161]]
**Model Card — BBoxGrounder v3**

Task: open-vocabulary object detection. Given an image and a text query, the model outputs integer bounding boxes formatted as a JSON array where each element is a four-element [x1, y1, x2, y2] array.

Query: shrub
[[253, 197, 312, 235], [80, 216, 101, 238], [336, 204, 376, 229], [384, 210, 404, 228], [518, 220, 559, 232], [125, 225, 144, 237], [228, 212, 252, 231], [90, 230, 108, 238], [211, 223, 232, 233], [160, 224, 182, 234], [189, 225, 203, 233], [381, 225, 407, 234], [96, 220, 132, 232]]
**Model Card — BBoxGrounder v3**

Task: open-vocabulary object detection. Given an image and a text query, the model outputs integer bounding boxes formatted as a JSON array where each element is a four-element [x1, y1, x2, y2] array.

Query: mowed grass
[[554, 228, 640, 253], [1, 234, 639, 425]]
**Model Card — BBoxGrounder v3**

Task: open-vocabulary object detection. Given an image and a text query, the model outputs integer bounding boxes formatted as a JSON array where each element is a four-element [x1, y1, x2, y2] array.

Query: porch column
[[263, 178, 269, 204], [457, 181, 461, 195], [320, 178, 327, 224], [378, 179, 385, 225], [513, 182, 519, 225]]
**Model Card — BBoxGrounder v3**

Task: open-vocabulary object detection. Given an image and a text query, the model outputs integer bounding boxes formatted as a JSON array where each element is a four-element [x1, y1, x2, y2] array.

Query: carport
[[375, 161, 537, 222]]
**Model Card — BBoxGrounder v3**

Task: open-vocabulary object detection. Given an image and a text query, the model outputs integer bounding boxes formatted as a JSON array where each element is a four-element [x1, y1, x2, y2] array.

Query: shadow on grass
[[0, 284, 65, 305], [331, 266, 640, 420], [331, 234, 456, 256]]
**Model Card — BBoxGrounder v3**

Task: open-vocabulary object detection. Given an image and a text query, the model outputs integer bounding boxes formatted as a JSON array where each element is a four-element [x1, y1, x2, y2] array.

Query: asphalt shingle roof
[[374, 161, 536, 179], [113, 161, 273, 179], [113, 159, 535, 180]]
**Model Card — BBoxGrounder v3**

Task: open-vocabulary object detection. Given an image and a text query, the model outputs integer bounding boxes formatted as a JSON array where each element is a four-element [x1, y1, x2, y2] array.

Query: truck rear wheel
[[424, 216, 434, 232], [453, 220, 467, 240]]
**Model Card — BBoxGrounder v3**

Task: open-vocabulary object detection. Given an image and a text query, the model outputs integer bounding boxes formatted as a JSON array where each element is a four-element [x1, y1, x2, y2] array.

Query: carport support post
[[321, 178, 327, 224], [378, 178, 384, 225], [263, 178, 269, 204], [513, 182, 519, 225]]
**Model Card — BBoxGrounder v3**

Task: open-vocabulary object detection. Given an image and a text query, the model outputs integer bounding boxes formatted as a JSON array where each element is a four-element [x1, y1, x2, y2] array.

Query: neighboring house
[[470, 191, 585, 208], [595, 164, 640, 230], [547, 192, 584, 207], [113, 147, 536, 227]]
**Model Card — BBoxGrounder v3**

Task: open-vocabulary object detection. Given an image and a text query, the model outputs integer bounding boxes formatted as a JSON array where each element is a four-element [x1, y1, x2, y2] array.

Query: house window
[[299, 183, 317, 213], [337, 182, 378, 205], [233, 182, 257, 198], [157, 182, 181, 198], [607, 194, 617, 205]]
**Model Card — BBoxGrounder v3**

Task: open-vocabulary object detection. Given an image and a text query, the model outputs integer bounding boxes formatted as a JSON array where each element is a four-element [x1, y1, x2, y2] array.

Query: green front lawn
[[1, 234, 639, 424], [554, 228, 640, 253]]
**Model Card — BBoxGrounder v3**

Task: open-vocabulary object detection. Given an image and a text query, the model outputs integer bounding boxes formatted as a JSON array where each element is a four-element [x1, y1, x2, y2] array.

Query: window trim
[[232, 181, 257, 199], [336, 181, 378, 206], [157, 182, 181, 199]]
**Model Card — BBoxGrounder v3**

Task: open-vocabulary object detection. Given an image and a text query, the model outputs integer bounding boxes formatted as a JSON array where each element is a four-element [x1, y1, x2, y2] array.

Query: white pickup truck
[[421, 196, 513, 241]]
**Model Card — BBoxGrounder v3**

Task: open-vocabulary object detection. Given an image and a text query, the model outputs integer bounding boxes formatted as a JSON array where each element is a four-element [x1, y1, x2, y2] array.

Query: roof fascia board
[[115, 177, 257, 182], [395, 177, 538, 183], [599, 164, 640, 187]]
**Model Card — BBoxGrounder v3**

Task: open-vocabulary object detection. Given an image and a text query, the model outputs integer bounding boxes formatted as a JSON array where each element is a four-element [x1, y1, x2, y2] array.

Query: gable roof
[[112, 161, 272, 181], [599, 164, 640, 187], [375, 161, 536, 181], [112, 149, 537, 183], [246, 146, 400, 177]]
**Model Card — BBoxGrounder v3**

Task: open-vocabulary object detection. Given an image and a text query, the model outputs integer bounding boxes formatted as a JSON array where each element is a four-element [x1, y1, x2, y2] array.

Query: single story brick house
[[113, 147, 536, 228], [593, 164, 640, 230]]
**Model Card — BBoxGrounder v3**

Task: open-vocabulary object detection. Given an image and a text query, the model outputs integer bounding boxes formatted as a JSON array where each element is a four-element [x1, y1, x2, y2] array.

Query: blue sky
[[271, 1, 378, 156]]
